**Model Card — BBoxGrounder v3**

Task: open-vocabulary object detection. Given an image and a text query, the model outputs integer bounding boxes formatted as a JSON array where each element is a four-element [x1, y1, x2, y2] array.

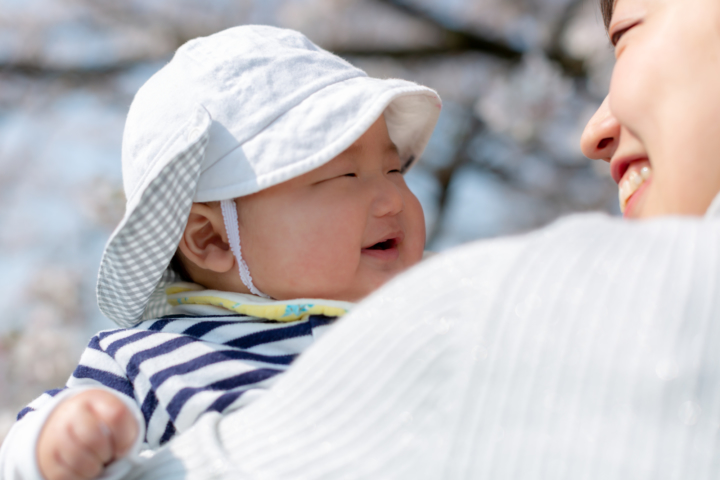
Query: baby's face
[[235, 116, 425, 302]]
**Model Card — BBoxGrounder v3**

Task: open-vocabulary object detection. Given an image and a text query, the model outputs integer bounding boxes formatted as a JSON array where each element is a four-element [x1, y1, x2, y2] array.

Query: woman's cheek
[[609, 56, 651, 133]]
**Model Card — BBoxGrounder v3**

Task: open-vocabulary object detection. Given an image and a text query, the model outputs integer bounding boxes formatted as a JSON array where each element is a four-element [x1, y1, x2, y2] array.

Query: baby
[[0, 26, 440, 480]]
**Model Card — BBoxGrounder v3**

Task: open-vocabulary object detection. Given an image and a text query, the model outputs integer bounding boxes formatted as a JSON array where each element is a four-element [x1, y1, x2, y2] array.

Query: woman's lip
[[610, 155, 648, 184], [623, 176, 652, 218]]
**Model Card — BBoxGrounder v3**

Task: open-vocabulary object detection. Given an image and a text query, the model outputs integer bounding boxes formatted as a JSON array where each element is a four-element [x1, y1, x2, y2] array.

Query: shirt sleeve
[[0, 335, 147, 480]]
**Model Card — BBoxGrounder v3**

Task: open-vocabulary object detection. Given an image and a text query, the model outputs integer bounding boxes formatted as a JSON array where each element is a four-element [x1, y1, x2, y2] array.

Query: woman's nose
[[580, 96, 620, 162]]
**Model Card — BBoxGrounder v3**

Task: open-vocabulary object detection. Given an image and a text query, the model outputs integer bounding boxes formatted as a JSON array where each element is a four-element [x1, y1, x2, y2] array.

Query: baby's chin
[[348, 266, 417, 301], [266, 253, 424, 302], [268, 277, 390, 303], [365, 252, 425, 291]]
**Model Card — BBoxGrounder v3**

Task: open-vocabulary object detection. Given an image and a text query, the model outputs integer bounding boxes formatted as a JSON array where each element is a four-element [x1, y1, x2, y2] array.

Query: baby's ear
[[177, 203, 235, 273]]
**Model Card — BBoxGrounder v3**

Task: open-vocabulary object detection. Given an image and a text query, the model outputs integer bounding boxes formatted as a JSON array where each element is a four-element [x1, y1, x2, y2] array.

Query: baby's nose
[[372, 178, 404, 217]]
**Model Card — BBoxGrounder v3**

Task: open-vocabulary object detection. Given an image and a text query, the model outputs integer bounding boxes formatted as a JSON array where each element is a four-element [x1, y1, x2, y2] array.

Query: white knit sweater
[[87, 213, 720, 478]]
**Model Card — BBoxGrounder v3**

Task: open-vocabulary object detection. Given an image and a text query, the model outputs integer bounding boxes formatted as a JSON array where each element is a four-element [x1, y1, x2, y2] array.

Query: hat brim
[[194, 77, 441, 202]]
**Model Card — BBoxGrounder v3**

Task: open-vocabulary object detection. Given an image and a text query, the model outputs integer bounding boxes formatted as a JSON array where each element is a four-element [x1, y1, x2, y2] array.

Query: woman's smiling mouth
[[618, 162, 652, 215]]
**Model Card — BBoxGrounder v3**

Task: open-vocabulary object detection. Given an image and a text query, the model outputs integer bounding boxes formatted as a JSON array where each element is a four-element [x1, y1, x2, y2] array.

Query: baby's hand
[[37, 389, 139, 480]]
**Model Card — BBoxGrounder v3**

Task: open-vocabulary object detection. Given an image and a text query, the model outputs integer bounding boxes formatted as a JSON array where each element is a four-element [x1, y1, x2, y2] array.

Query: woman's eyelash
[[611, 29, 626, 46], [611, 22, 638, 46]]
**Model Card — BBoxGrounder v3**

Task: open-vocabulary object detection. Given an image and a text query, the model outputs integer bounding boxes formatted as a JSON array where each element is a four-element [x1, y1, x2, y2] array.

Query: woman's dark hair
[[600, 0, 614, 30]]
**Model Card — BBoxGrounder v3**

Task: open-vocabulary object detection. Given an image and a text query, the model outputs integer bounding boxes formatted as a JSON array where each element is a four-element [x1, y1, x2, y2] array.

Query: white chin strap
[[220, 199, 270, 298]]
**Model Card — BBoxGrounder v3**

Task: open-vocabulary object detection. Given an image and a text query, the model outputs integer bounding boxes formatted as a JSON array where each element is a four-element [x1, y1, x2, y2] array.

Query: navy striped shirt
[[18, 313, 337, 447]]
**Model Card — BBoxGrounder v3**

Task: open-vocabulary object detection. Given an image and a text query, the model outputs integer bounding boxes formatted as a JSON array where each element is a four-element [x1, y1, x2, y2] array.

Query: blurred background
[[0, 0, 616, 440]]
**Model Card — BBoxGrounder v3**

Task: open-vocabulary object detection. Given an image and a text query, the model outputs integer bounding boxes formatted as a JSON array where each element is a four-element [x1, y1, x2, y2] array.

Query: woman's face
[[581, 0, 720, 218]]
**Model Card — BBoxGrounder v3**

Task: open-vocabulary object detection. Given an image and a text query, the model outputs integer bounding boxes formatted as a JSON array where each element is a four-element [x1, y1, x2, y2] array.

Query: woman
[[582, 0, 720, 218], [123, 0, 720, 478]]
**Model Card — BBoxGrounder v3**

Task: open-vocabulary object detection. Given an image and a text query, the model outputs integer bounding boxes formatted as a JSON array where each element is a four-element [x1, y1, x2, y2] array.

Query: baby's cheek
[[265, 233, 359, 298], [404, 196, 426, 264]]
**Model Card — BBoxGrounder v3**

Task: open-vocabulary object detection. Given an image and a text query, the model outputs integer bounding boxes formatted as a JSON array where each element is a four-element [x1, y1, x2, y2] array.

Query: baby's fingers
[[68, 403, 115, 466], [53, 431, 106, 480], [88, 394, 139, 457], [38, 398, 110, 480], [38, 418, 105, 480]]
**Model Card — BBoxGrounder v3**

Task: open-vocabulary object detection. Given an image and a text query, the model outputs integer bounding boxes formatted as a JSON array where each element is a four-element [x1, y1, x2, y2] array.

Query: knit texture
[[132, 213, 720, 479]]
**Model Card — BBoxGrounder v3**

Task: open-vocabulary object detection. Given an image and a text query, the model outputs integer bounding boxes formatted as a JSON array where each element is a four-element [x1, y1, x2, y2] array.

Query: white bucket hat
[[97, 25, 442, 328]]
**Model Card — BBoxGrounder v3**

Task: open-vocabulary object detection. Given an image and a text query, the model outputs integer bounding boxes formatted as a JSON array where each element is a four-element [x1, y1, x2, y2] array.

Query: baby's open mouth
[[366, 238, 398, 250], [362, 234, 403, 261]]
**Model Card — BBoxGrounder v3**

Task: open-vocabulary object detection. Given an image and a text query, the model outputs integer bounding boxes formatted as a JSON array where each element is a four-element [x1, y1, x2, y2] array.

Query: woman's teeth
[[619, 166, 651, 213]]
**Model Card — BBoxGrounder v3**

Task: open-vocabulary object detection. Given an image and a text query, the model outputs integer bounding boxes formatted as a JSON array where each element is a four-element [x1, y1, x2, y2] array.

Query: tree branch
[[376, 0, 588, 77]]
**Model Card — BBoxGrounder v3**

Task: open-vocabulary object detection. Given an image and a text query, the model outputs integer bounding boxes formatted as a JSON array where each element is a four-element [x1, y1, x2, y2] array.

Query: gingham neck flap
[[97, 116, 210, 328]]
